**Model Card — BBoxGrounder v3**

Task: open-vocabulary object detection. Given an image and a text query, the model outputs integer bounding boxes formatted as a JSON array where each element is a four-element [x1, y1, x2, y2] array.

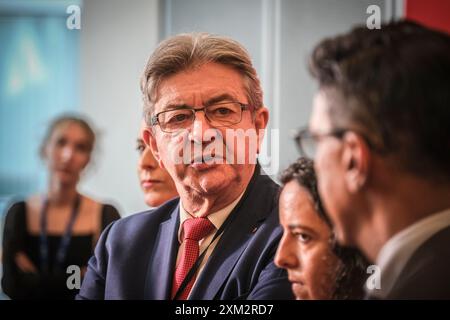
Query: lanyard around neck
[[39, 194, 81, 272]]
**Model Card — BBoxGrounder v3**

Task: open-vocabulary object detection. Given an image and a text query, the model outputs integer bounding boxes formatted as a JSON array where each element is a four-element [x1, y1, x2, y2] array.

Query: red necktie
[[171, 217, 215, 300]]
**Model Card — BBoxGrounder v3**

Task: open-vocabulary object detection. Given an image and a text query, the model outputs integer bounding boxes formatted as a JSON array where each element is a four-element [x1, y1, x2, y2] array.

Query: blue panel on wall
[[0, 2, 80, 213]]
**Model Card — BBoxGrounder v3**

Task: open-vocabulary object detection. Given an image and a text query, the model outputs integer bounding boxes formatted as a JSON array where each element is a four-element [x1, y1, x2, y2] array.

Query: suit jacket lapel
[[144, 204, 180, 299], [189, 210, 264, 299]]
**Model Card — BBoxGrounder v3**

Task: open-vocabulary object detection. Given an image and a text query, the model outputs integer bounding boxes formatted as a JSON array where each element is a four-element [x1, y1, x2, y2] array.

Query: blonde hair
[[140, 33, 263, 124]]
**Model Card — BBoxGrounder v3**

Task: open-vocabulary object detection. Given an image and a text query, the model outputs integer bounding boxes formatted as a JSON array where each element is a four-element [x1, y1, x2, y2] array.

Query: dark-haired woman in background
[[275, 157, 368, 299], [1, 115, 120, 299]]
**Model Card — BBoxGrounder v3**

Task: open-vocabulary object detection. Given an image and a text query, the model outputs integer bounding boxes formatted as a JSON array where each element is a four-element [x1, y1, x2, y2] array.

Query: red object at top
[[406, 0, 450, 34]]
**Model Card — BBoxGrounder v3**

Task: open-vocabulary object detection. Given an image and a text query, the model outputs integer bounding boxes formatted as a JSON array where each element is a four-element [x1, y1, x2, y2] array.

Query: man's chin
[[187, 165, 236, 194]]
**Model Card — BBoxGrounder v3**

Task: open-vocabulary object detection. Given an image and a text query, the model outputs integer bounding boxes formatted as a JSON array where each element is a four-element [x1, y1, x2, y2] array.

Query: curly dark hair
[[280, 157, 368, 299], [280, 157, 329, 226], [309, 20, 450, 183]]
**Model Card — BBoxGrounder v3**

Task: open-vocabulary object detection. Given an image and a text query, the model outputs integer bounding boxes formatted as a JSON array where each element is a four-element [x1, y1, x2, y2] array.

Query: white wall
[[78, 0, 403, 216], [277, 0, 393, 173], [163, 0, 402, 178], [80, 0, 159, 216]]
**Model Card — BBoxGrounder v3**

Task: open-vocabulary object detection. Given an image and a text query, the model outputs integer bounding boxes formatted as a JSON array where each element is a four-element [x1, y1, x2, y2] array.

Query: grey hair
[[140, 33, 263, 125]]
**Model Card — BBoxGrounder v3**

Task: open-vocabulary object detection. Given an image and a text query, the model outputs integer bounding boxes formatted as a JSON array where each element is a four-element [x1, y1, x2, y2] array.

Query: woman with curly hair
[[275, 157, 368, 299]]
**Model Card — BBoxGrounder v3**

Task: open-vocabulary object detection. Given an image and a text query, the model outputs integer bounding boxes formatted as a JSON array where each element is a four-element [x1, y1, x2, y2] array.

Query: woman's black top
[[1, 201, 120, 300]]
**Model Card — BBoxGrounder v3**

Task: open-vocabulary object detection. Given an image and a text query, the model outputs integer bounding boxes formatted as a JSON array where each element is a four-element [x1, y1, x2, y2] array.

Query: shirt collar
[[367, 207, 450, 298], [178, 191, 245, 243]]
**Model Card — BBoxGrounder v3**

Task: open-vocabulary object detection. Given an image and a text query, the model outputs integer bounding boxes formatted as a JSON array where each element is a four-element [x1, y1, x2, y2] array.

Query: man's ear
[[341, 131, 371, 193], [254, 106, 269, 130], [142, 127, 165, 169], [254, 107, 269, 153]]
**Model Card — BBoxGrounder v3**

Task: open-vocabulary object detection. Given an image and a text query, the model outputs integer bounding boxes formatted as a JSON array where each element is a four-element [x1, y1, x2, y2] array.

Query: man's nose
[[190, 111, 216, 144]]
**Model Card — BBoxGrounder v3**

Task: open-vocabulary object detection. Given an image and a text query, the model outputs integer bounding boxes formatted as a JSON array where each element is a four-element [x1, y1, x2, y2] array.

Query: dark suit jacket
[[387, 225, 450, 299], [77, 167, 294, 300]]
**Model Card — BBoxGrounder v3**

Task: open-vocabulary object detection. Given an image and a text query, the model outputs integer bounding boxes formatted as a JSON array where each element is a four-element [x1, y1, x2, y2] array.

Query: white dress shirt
[[368, 207, 450, 298]]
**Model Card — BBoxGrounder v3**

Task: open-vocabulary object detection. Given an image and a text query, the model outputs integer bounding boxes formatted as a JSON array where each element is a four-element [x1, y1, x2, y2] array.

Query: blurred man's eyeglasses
[[150, 102, 250, 133], [294, 127, 348, 159]]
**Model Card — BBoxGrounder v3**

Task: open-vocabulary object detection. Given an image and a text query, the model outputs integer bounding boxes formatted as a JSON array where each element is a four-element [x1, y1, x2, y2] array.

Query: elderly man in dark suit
[[297, 21, 450, 299], [78, 33, 293, 300]]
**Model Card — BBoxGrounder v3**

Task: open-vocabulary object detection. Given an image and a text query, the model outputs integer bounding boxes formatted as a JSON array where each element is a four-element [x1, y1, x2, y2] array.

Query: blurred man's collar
[[367, 207, 450, 298]]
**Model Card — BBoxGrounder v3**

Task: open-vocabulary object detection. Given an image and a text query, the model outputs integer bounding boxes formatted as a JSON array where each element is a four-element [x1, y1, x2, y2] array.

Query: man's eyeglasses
[[294, 127, 348, 159], [150, 102, 250, 133]]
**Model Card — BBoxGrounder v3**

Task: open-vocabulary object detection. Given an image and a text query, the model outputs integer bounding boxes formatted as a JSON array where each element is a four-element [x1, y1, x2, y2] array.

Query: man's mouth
[[189, 154, 225, 171], [191, 153, 224, 164]]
